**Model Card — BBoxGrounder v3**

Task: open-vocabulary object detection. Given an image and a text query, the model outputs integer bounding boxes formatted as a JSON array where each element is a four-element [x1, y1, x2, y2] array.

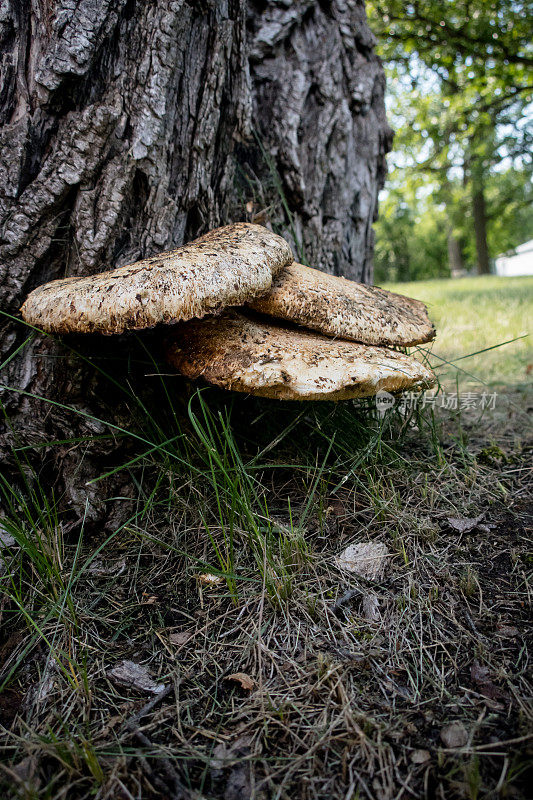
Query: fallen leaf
[[361, 592, 381, 623], [107, 660, 166, 695], [470, 659, 509, 704], [336, 541, 389, 580], [169, 630, 193, 646], [9, 755, 40, 791], [410, 749, 431, 764], [210, 734, 254, 798], [440, 722, 468, 748], [198, 573, 224, 586], [384, 678, 412, 701], [496, 624, 519, 637], [224, 763, 251, 800], [225, 672, 255, 691], [0, 525, 15, 549], [25, 658, 58, 707], [86, 558, 126, 577], [470, 660, 490, 684], [446, 514, 485, 534], [326, 500, 345, 518]]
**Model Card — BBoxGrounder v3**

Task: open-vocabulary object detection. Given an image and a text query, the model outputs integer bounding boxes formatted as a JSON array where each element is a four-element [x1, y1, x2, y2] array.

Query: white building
[[494, 239, 533, 277]]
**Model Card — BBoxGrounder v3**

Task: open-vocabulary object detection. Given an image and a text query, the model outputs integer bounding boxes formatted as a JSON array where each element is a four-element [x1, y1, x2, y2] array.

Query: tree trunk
[[472, 180, 491, 274], [247, 0, 392, 281], [0, 0, 391, 520], [447, 228, 464, 277]]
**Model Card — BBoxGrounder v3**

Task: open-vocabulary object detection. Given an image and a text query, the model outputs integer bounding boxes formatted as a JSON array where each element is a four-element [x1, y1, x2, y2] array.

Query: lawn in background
[[383, 275, 532, 388]]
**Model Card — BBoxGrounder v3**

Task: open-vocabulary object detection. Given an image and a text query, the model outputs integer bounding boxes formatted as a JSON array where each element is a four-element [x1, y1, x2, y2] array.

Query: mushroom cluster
[[21, 223, 436, 400]]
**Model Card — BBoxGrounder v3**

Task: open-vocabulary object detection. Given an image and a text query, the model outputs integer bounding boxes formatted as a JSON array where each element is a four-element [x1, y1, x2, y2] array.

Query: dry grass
[[0, 368, 531, 798]]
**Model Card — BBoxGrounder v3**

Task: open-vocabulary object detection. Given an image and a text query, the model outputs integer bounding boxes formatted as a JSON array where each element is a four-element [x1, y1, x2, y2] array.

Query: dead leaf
[[326, 500, 345, 518], [169, 630, 193, 646], [198, 573, 224, 586], [210, 734, 254, 798], [7, 755, 40, 791], [0, 525, 15, 549], [440, 722, 468, 748], [410, 749, 431, 764], [107, 660, 166, 695], [446, 514, 485, 534], [225, 672, 255, 691], [470, 659, 509, 704], [496, 624, 519, 637], [470, 660, 490, 684], [361, 592, 381, 623], [0, 524, 18, 577], [336, 541, 388, 580], [87, 558, 126, 577], [224, 763, 251, 800]]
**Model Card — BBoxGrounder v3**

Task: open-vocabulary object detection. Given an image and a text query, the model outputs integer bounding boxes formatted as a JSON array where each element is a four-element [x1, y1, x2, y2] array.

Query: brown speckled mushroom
[[165, 311, 436, 401], [20, 224, 292, 335], [248, 262, 435, 347]]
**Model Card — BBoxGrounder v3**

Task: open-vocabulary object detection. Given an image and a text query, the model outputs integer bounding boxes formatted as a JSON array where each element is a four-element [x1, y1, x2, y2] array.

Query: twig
[[130, 728, 189, 799], [333, 588, 359, 616], [122, 683, 174, 732], [121, 683, 190, 799]]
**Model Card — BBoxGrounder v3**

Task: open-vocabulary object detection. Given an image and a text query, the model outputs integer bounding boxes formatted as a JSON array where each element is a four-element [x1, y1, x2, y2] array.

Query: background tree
[[369, 0, 532, 279], [0, 0, 391, 521]]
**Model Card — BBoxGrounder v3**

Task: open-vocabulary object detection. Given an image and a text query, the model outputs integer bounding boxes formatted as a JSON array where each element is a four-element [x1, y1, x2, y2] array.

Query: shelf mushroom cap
[[20, 223, 293, 335], [165, 311, 436, 401], [248, 262, 436, 347]]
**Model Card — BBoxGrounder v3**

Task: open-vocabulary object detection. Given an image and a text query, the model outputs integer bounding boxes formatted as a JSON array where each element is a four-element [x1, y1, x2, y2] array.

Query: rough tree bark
[[472, 182, 491, 275], [247, 0, 391, 281], [0, 0, 391, 520]]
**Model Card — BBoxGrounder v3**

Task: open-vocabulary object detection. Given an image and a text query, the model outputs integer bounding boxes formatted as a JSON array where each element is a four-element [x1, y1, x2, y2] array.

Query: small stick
[[122, 683, 174, 732], [120, 683, 189, 799], [131, 728, 189, 799]]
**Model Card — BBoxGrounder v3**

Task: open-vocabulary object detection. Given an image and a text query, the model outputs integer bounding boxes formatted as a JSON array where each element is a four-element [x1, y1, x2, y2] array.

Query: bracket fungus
[[21, 221, 436, 403], [20, 223, 292, 335], [165, 312, 436, 401], [248, 261, 435, 347]]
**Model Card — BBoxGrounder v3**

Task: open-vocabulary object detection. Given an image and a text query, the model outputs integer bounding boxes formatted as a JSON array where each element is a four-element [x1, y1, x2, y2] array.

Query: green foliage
[[374, 189, 450, 282], [374, 167, 533, 281], [368, 0, 533, 280], [369, 0, 532, 151], [485, 167, 533, 255]]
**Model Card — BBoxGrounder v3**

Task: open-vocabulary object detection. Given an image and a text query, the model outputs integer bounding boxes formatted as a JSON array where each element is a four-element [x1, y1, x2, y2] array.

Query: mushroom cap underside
[[165, 312, 436, 401]]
